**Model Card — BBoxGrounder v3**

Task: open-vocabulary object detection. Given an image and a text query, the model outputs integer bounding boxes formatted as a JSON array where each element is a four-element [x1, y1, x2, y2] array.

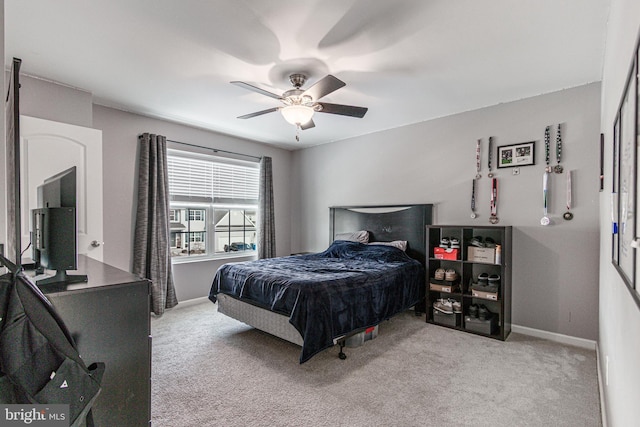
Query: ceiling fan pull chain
[[295, 125, 300, 142]]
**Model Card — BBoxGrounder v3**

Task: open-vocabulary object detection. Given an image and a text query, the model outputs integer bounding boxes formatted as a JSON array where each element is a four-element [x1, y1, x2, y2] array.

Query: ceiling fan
[[231, 74, 368, 140]]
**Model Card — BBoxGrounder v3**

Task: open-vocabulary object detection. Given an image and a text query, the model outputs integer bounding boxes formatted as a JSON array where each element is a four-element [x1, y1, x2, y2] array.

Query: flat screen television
[[31, 166, 87, 285]]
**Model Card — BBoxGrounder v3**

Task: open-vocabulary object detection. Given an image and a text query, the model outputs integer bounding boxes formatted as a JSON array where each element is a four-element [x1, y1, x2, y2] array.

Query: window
[[167, 150, 259, 260], [214, 208, 257, 253], [189, 210, 204, 221]]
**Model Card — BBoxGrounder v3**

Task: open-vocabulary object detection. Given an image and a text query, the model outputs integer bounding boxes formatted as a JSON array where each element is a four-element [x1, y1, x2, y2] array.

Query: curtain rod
[[166, 139, 262, 161]]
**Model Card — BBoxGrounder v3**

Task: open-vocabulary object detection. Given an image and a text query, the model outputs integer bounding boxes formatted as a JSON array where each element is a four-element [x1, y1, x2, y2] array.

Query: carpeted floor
[[151, 300, 601, 427]]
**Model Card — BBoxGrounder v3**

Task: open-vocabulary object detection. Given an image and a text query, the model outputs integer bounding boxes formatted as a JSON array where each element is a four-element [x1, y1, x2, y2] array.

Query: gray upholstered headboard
[[329, 204, 433, 266]]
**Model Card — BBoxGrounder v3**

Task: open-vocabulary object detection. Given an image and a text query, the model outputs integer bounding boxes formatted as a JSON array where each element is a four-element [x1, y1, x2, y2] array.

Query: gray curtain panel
[[258, 156, 276, 258], [133, 133, 178, 315]]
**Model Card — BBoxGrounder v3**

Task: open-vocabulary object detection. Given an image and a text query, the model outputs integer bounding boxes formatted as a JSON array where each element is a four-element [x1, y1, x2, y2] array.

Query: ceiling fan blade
[[317, 102, 368, 118], [302, 75, 345, 101], [231, 81, 282, 100], [237, 107, 279, 119], [300, 119, 315, 130]]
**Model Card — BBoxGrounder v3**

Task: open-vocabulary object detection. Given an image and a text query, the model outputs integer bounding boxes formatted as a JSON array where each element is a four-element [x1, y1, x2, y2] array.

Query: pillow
[[368, 240, 408, 251], [334, 230, 369, 244]]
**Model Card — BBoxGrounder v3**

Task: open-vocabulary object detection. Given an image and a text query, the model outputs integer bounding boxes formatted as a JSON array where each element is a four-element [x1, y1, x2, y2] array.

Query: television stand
[[36, 269, 88, 286]]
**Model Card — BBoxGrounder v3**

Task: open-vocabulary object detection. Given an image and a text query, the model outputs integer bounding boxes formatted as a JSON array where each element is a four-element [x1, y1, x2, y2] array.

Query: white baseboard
[[174, 296, 210, 309], [595, 345, 608, 427], [511, 324, 596, 350]]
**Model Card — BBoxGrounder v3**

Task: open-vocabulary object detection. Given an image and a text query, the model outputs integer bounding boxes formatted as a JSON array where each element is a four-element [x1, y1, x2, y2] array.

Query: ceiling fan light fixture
[[281, 104, 314, 126]]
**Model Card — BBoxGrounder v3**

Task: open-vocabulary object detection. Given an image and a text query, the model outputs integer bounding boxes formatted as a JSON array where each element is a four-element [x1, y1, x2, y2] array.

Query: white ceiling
[[5, 0, 610, 150]]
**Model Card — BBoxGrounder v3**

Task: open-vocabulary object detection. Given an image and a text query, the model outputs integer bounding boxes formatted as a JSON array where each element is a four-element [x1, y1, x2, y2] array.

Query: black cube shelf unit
[[426, 225, 512, 340]]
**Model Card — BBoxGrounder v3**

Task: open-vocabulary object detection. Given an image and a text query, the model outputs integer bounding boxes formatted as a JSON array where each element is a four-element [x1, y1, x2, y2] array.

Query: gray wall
[[598, 0, 640, 425], [0, 74, 93, 264], [92, 105, 292, 301], [12, 76, 292, 302], [18, 75, 93, 128], [292, 83, 601, 341]]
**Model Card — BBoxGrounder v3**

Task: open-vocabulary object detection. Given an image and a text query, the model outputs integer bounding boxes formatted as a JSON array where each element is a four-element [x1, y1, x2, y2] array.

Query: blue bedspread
[[209, 240, 424, 363]]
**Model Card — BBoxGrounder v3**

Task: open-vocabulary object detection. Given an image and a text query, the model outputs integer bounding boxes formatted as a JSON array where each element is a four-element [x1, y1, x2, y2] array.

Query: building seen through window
[[167, 150, 259, 260]]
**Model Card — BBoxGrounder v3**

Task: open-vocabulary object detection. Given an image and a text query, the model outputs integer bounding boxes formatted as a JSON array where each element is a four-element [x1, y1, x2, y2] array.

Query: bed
[[209, 204, 432, 363]]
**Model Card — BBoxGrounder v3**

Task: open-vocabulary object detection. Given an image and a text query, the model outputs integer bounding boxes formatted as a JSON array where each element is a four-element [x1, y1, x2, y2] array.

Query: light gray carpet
[[151, 301, 601, 427]]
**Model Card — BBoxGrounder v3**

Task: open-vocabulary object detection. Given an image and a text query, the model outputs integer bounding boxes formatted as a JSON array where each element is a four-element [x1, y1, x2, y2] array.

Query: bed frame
[[217, 204, 433, 357]]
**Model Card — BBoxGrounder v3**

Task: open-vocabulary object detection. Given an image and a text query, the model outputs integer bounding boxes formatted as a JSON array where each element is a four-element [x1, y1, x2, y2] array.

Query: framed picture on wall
[[635, 44, 640, 297], [497, 141, 536, 168], [616, 62, 636, 288], [612, 36, 639, 305], [612, 115, 620, 265], [610, 15, 640, 308]]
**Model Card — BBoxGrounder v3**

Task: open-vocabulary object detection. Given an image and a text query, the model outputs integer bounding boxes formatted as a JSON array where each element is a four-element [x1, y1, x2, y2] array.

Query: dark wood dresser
[[35, 255, 151, 427]]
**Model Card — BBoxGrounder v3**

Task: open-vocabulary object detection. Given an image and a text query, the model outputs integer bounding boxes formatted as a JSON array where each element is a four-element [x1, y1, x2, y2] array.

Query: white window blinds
[[168, 156, 213, 202], [212, 162, 259, 203], [167, 154, 259, 204]]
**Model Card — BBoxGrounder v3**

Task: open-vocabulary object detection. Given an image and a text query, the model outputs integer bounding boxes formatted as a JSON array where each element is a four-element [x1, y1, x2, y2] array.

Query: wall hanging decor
[[617, 57, 636, 287], [489, 177, 499, 224], [544, 126, 553, 173], [497, 141, 535, 168], [611, 30, 639, 306], [612, 115, 620, 264], [541, 171, 551, 226], [600, 133, 604, 192], [475, 138, 482, 179], [554, 124, 564, 174], [487, 136, 495, 177], [564, 170, 573, 220], [470, 179, 477, 219]]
